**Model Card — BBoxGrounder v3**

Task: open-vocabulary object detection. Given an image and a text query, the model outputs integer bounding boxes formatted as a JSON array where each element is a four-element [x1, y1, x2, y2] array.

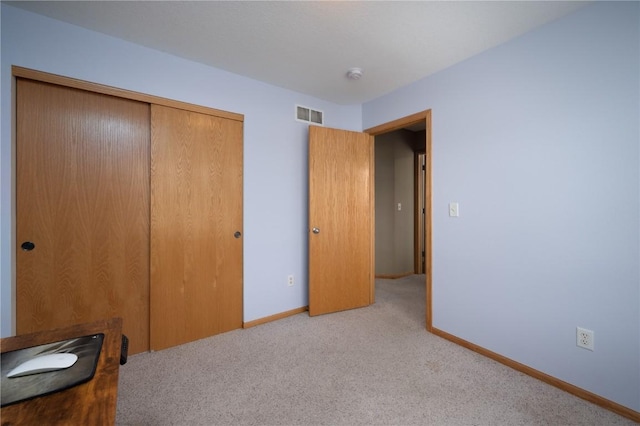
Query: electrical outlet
[[287, 275, 294, 287], [576, 327, 594, 351]]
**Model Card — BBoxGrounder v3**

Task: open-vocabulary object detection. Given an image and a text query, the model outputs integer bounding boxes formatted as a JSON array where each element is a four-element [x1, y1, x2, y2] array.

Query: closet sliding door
[[150, 104, 243, 351], [14, 67, 244, 355], [16, 78, 151, 354]]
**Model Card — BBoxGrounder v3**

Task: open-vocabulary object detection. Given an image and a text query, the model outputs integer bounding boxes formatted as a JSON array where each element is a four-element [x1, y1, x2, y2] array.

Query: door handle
[[21, 241, 35, 251], [312, 228, 320, 234], [234, 231, 242, 239]]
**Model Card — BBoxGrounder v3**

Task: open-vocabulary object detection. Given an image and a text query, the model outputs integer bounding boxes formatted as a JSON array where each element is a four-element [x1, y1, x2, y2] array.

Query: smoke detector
[[346, 68, 363, 80]]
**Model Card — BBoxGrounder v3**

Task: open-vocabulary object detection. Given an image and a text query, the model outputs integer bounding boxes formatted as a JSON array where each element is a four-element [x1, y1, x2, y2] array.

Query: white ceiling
[[6, 1, 589, 105]]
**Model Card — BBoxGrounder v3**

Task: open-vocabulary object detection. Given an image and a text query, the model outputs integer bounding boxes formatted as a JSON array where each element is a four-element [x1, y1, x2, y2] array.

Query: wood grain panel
[[150, 105, 243, 351], [16, 79, 150, 354], [424, 111, 433, 332], [13, 66, 243, 123], [1, 318, 122, 425], [308, 126, 373, 316]]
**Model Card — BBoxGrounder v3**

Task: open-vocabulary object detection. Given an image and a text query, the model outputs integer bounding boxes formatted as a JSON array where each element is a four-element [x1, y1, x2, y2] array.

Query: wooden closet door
[[150, 105, 243, 351], [16, 79, 150, 354]]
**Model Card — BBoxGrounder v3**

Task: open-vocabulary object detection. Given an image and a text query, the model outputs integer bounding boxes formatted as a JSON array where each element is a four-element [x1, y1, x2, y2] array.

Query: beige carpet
[[116, 275, 635, 425]]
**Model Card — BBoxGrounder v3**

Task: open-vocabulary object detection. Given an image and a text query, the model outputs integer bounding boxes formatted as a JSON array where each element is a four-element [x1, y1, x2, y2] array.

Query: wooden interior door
[[308, 126, 374, 316], [16, 78, 150, 354], [150, 104, 243, 351]]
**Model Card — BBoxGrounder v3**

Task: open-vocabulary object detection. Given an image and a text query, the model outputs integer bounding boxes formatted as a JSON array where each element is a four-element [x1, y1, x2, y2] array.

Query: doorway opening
[[365, 110, 432, 331], [372, 126, 426, 278]]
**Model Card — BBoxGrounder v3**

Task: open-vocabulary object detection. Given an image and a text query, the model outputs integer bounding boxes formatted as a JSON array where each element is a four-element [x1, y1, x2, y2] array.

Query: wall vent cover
[[296, 105, 323, 126]]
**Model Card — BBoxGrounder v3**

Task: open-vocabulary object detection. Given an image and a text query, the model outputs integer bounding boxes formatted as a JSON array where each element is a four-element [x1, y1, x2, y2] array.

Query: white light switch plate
[[449, 202, 459, 217]]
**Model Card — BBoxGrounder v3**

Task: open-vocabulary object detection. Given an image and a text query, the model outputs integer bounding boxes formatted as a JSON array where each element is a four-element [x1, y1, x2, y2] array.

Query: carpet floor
[[116, 275, 635, 425]]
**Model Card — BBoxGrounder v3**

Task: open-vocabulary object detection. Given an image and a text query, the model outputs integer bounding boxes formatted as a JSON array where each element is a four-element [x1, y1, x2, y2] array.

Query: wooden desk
[[1, 318, 122, 426]]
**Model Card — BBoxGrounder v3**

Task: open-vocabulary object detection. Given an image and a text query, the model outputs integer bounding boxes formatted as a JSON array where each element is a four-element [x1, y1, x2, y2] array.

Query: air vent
[[296, 105, 323, 126]]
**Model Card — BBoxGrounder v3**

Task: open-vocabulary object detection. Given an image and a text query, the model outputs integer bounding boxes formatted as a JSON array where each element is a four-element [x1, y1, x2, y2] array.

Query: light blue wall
[[364, 2, 639, 412], [0, 4, 361, 335]]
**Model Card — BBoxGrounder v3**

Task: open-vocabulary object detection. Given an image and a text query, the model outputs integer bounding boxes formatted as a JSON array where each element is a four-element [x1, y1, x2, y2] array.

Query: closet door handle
[[234, 231, 242, 239], [312, 227, 320, 234], [21, 241, 36, 251]]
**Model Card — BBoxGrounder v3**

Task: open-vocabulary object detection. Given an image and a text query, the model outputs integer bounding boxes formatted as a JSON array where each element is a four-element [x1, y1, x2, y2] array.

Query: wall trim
[[365, 110, 429, 135], [243, 307, 308, 329], [12, 66, 244, 122], [431, 327, 640, 422]]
